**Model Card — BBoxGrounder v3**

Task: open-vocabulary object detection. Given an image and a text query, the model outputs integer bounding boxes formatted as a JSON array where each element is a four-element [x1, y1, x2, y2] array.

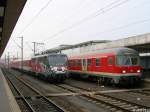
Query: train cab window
[[108, 57, 113, 65], [131, 57, 138, 65], [96, 58, 100, 66], [87, 59, 91, 66], [117, 56, 139, 66]]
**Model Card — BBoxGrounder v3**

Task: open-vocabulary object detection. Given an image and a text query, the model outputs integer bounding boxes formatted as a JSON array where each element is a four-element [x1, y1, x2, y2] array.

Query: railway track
[[3, 68, 150, 112], [56, 83, 150, 112], [2, 68, 65, 112], [129, 89, 150, 97]]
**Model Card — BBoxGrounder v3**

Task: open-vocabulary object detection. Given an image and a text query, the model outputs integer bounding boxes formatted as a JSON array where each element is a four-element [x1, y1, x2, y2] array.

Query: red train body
[[68, 47, 143, 85]]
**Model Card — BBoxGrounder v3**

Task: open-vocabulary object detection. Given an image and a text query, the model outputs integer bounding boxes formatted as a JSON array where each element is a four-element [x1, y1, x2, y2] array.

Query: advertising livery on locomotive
[[68, 47, 143, 85], [11, 53, 68, 82]]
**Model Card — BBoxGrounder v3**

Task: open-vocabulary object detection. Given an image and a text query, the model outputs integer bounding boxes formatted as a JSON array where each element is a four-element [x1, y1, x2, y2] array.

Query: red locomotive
[[68, 47, 143, 85], [10, 53, 68, 82]]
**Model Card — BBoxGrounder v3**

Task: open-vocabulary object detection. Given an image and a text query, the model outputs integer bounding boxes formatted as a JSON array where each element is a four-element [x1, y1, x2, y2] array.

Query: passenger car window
[[87, 59, 91, 66], [108, 57, 113, 65], [96, 58, 100, 66]]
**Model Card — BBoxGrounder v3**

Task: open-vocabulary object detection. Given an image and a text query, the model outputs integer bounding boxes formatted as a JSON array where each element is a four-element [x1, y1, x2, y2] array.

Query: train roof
[[32, 53, 67, 59], [70, 47, 139, 57], [97, 47, 138, 55]]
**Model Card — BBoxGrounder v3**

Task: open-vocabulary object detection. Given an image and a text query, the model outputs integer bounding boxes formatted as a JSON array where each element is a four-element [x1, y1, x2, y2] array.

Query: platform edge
[[0, 69, 21, 112]]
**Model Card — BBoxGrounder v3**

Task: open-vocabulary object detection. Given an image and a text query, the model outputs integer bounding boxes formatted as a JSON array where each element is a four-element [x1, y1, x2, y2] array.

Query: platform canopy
[[88, 33, 150, 54], [0, 0, 26, 57]]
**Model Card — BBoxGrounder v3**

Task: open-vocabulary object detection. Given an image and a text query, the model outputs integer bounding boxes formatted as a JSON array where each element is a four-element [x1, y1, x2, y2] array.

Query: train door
[[82, 59, 87, 71]]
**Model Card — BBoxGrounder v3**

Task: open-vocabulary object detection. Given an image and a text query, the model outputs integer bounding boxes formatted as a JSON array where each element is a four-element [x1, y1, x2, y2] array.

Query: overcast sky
[[2, 0, 150, 58]]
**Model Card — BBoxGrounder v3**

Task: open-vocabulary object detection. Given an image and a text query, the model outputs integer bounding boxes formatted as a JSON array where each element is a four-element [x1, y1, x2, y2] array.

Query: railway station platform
[[0, 68, 21, 112], [145, 78, 150, 83]]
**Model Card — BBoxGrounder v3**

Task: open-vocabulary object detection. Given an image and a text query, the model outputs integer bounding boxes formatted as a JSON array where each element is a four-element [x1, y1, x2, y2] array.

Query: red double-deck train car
[[68, 47, 143, 85]]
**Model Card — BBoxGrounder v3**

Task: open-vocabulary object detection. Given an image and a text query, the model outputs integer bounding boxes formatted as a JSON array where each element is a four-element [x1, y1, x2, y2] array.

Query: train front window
[[131, 57, 138, 65], [117, 55, 139, 66], [48, 55, 67, 66]]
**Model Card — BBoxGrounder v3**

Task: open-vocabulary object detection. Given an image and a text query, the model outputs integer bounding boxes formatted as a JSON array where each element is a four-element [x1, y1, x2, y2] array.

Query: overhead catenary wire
[[45, 17, 150, 51], [92, 17, 150, 37], [25, 42, 34, 51], [12, 38, 21, 49], [12, 39, 45, 57], [3, 0, 149, 59], [42, 0, 131, 42], [18, 0, 53, 35], [10, 39, 33, 59]]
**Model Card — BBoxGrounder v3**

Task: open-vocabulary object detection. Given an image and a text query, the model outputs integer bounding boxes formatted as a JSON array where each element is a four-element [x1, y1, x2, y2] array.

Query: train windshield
[[48, 55, 68, 66], [117, 55, 139, 66]]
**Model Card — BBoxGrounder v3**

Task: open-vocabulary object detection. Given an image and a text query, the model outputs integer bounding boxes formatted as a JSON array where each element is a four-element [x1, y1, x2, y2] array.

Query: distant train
[[68, 47, 143, 85], [10, 53, 68, 82]]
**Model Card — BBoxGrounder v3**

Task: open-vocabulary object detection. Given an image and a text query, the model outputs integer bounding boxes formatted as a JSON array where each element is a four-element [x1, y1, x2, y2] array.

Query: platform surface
[[0, 68, 21, 112], [145, 78, 150, 83]]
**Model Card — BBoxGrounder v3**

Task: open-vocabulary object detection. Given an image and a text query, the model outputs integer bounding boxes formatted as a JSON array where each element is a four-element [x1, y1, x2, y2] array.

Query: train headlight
[[122, 70, 126, 74], [51, 67, 57, 71], [137, 70, 140, 73]]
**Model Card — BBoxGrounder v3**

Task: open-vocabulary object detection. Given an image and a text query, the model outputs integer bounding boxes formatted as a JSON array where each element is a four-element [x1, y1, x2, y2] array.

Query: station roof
[[95, 33, 150, 53], [0, 0, 27, 57], [41, 33, 150, 55], [41, 40, 110, 54]]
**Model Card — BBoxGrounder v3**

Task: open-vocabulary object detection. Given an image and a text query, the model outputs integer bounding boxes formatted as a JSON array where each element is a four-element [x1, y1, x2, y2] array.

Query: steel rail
[[3, 69, 36, 112], [56, 84, 150, 112], [130, 90, 150, 96], [70, 83, 150, 109], [55, 84, 130, 111], [6, 69, 66, 112], [5, 68, 150, 112]]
